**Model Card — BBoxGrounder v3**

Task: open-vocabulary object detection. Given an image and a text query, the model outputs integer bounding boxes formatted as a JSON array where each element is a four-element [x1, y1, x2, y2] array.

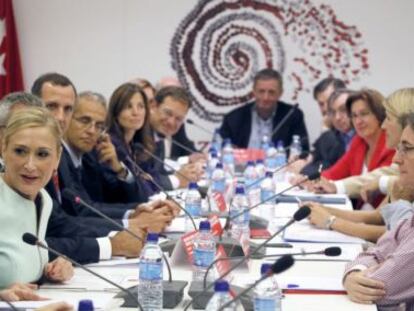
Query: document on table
[[165, 217, 226, 233], [265, 243, 363, 261], [278, 275, 346, 292], [40, 274, 127, 291], [283, 220, 365, 244], [86, 257, 139, 267]]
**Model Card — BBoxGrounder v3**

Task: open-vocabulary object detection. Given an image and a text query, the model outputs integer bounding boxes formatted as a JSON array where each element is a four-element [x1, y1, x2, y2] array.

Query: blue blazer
[[219, 101, 309, 151], [50, 147, 139, 219]]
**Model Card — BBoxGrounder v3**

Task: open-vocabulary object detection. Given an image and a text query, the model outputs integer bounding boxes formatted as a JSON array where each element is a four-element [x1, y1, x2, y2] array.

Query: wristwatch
[[325, 215, 337, 230]]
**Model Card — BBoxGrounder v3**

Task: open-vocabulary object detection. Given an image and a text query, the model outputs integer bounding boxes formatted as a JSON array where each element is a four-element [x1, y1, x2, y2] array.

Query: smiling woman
[[0, 107, 73, 289]]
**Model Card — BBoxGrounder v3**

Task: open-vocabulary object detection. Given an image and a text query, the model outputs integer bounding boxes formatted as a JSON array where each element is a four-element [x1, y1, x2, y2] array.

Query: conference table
[[4, 187, 377, 311]]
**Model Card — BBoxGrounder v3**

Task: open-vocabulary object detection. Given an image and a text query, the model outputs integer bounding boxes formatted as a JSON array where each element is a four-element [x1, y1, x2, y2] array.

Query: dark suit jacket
[[219, 101, 309, 151], [301, 129, 347, 176], [170, 125, 197, 159], [51, 147, 138, 219], [46, 201, 115, 264]]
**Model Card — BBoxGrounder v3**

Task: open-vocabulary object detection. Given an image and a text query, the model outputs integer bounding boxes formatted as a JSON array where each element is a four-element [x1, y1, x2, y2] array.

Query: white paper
[[283, 220, 365, 244], [40, 274, 127, 291], [86, 257, 139, 267], [164, 217, 226, 233]]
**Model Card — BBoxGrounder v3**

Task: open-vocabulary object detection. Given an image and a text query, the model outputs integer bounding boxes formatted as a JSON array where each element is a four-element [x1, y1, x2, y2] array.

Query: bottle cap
[[246, 160, 255, 166], [260, 263, 272, 275], [214, 280, 230, 292], [78, 299, 94, 311], [215, 162, 223, 169], [256, 159, 264, 164], [199, 220, 211, 231], [235, 185, 245, 194], [265, 171, 273, 178], [189, 182, 198, 190], [146, 232, 159, 242]]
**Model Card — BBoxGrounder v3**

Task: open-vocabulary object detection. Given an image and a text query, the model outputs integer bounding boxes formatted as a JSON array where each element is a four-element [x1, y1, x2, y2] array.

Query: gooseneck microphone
[[183, 206, 310, 311], [202, 246, 341, 288], [218, 255, 294, 311], [230, 171, 320, 221], [186, 119, 215, 136], [22, 233, 144, 311], [271, 103, 299, 137]]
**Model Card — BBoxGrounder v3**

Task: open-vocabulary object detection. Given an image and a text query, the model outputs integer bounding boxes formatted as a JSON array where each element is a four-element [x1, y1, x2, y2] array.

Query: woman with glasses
[[307, 88, 414, 242], [0, 107, 73, 288]]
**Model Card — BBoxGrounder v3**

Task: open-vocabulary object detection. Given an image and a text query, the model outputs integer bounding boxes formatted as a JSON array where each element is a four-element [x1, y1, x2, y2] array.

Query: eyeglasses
[[351, 110, 372, 121], [73, 116, 106, 133], [396, 143, 414, 157], [159, 107, 185, 125]]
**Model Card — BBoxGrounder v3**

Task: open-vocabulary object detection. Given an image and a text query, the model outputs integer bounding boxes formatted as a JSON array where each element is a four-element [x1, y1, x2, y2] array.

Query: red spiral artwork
[[170, 0, 369, 122]]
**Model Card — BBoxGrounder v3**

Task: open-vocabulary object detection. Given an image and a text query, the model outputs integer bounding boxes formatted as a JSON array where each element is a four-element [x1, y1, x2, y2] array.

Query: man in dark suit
[[31, 73, 177, 263], [149, 86, 203, 189], [219, 68, 309, 151]]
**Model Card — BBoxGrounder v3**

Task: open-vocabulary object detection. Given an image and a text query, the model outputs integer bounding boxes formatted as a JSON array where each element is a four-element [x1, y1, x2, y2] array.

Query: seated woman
[[107, 83, 159, 199], [315, 89, 395, 208], [307, 88, 414, 242], [0, 107, 73, 288]]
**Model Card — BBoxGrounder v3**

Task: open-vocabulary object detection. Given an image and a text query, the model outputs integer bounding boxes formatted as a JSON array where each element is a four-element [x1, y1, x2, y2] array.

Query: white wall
[[13, 0, 414, 145]]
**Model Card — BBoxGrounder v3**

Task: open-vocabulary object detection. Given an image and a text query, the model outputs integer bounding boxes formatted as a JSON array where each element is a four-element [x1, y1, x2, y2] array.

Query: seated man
[[343, 113, 414, 309], [219, 68, 309, 151], [150, 86, 203, 189]]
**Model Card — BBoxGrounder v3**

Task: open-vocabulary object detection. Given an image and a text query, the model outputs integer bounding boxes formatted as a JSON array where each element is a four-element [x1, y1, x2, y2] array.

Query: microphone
[[230, 172, 320, 221], [61, 189, 188, 308], [184, 206, 310, 311], [186, 118, 215, 136], [203, 246, 341, 288], [217, 255, 294, 311], [271, 103, 299, 137], [22, 233, 144, 311]]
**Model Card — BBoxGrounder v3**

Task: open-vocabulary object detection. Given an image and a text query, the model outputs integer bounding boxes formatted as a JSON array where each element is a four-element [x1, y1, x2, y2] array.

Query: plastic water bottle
[[243, 160, 257, 188], [193, 221, 216, 282], [289, 135, 302, 160], [261, 133, 271, 151], [205, 280, 236, 311], [222, 138, 235, 176], [274, 141, 287, 182], [78, 300, 94, 311], [211, 162, 226, 194], [265, 142, 278, 171], [207, 150, 220, 179], [260, 172, 276, 220], [229, 185, 250, 243], [255, 159, 266, 180], [254, 263, 282, 311], [185, 182, 202, 232], [211, 129, 222, 158], [138, 233, 163, 311]]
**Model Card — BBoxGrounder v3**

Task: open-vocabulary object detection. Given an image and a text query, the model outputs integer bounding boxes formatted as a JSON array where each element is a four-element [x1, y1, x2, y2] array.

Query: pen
[[287, 284, 300, 289], [265, 243, 293, 248]]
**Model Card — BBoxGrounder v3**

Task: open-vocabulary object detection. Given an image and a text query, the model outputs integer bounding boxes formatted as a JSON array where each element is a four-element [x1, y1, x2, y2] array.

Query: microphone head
[[324, 247, 342, 257], [271, 255, 294, 274], [22, 233, 38, 245], [186, 119, 195, 125], [307, 171, 321, 181], [298, 151, 309, 160], [293, 206, 311, 221], [61, 188, 81, 204]]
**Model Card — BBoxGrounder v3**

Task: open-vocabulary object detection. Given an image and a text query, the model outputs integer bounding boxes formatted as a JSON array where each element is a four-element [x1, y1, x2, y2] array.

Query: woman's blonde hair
[[2, 107, 62, 152], [383, 88, 414, 119]]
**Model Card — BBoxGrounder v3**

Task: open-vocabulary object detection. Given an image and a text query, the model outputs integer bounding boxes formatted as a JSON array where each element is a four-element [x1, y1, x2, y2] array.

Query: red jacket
[[322, 129, 395, 180]]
